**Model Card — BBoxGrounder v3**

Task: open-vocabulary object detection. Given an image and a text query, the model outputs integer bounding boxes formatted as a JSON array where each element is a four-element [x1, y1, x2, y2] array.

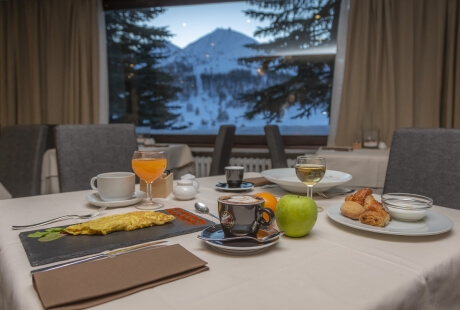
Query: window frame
[[152, 133, 327, 149], [102, 0, 337, 149]]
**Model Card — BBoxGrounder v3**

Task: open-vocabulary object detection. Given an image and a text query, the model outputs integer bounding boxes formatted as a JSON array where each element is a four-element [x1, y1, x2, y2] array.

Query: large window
[[104, 0, 341, 146]]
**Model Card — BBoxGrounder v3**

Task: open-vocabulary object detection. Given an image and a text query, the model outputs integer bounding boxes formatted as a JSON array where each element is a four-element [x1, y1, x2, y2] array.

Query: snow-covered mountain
[[162, 28, 261, 74], [152, 28, 329, 135], [160, 41, 181, 57]]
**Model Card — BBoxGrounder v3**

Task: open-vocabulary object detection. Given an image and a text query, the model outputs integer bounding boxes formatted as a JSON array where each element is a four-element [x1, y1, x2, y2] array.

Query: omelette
[[64, 211, 175, 236]]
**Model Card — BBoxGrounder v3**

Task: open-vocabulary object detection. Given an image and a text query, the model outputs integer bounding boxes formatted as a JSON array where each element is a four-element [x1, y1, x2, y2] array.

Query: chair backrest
[[55, 124, 138, 192], [209, 125, 236, 176], [0, 125, 48, 197], [264, 125, 288, 168], [383, 128, 460, 209]]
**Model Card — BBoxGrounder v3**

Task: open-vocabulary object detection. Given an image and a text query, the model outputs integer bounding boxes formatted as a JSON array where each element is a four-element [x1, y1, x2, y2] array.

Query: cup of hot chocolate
[[217, 194, 274, 238]]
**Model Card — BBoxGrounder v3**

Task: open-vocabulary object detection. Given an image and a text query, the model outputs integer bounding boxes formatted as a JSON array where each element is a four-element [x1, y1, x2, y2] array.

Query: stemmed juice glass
[[295, 156, 326, 212], [132, 151, 167, 210]]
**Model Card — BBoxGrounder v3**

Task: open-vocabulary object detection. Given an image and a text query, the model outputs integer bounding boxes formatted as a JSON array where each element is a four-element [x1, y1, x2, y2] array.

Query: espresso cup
[[90, 172, 135, 201], [217, 195, 274, 238], [225, 166, 245, 188]]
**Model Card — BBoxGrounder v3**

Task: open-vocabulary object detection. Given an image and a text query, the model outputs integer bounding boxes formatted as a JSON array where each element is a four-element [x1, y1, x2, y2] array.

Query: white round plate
[[327, 205, 453, 236], [261, 168, 352, 194], [215, 181, 254, 192], [86, 191, 146, 208], [199, 225, 280, 255]]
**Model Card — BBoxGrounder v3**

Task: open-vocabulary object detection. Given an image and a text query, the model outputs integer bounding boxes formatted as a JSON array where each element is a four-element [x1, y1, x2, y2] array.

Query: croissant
[[342, 188, 391, 227], [345, 188, 373, 206], [359, 204, 391, 227], [364, 195, 379, 210]]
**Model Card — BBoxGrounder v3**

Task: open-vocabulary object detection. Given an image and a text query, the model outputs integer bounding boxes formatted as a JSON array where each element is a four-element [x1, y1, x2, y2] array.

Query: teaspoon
[[194, 202, 219, 220]]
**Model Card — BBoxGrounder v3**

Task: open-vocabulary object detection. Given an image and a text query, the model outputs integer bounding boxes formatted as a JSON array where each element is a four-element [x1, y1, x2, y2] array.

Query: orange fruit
[[254, 192, 278, 221]]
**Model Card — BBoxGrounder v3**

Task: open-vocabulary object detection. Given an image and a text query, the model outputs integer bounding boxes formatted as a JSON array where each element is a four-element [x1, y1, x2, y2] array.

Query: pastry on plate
[[345, 188, 373, 206], [359, 204, 391, 227], [341, 188, 391, 227], [340, 201, 365, 220]]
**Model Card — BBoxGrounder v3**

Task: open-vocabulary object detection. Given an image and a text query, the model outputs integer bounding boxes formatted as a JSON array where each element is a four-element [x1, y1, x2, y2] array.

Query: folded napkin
[[33, 244, 208, 310], [244, 177, 273, 187]]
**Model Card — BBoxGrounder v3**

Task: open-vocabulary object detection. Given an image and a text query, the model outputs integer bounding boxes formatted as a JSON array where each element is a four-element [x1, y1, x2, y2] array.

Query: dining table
[[40, 144, 196, 195], [1, 172, 460, 309], [0, 182, 12, 200], [316, 148, 390, 189]]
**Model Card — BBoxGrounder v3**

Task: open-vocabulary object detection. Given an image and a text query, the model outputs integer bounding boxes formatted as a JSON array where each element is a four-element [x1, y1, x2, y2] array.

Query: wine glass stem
[[147, 182, 153, 202], [308, 185, 323, 212]]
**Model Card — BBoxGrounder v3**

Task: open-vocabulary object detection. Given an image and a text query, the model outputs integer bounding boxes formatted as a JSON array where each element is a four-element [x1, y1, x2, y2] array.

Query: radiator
[[194, 156, 296, 178], [194, 156, 213, 178]]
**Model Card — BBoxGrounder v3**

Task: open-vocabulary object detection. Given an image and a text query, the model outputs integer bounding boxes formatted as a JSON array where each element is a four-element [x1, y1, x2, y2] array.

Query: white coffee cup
[[90, 172, 135, 201]]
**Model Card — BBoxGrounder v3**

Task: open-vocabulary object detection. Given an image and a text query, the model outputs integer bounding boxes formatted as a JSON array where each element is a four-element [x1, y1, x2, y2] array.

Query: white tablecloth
[[316, 148, 390, 188], [41, 144, 195, 194], [1, 172, 460, 309], [0, 182, 12, 200]]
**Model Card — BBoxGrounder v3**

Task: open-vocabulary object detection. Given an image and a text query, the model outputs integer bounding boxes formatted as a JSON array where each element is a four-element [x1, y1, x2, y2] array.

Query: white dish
[[86, 191, 146, 208], [381, 193, 432, 221], [199, 225, 280, 254], [261, 168, 352, 194], [327, 205, 453, 236], [386, 206, 427, 222], [215, 181, 254, 192]]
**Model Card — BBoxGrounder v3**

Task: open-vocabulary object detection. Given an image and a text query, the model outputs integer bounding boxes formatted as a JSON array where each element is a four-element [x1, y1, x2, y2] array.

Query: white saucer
[[215, 181, 254, 192], [86, 191, 146, 208], [199, 225, 280, 255]]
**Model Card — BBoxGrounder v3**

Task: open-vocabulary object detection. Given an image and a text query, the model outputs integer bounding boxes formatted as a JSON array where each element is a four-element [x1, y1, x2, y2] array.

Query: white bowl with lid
[[173, 179, 197, 200], [381, 193, 433, 222]]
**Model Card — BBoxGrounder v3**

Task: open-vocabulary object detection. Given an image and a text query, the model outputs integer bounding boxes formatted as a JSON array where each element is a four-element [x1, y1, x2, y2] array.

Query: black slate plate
[[19, 208, 215, 267]]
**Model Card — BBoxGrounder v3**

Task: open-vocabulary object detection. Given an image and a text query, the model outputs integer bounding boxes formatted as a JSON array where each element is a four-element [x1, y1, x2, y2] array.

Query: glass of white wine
[[295, 156, 326, 212]]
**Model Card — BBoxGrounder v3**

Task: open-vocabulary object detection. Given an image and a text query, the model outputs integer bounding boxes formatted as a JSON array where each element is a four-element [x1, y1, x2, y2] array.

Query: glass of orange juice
[[132, 151, 167, 210]]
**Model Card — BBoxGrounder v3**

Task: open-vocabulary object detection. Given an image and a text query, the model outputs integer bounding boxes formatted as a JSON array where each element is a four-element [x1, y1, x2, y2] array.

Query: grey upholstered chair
[[383, 128, 460, 209], [54, 124, 138, 192], [0, 124, 48, 197], [264, 125, 288, 168], [208, 125, 236, 176]]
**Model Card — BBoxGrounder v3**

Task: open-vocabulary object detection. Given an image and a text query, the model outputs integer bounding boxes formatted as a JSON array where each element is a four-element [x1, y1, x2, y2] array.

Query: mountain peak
[[186, 27, 258, 49], [163, 27, 261, 74]]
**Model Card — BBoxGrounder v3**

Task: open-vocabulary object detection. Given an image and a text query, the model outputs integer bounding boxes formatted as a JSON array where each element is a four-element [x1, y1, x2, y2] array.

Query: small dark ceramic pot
[[225, 166, 245, 188]]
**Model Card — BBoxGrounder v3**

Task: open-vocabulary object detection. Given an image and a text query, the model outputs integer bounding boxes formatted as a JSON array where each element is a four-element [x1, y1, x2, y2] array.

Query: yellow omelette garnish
[[64, 211, 175, 236]]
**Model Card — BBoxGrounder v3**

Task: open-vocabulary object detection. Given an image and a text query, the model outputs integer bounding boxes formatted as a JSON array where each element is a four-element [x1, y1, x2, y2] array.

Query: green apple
[[275, 194, 318, 237]]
